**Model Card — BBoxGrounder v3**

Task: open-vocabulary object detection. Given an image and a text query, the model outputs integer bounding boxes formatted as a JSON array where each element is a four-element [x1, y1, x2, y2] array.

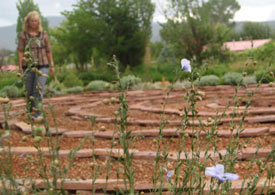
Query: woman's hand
[[50, 66, 55, 76]]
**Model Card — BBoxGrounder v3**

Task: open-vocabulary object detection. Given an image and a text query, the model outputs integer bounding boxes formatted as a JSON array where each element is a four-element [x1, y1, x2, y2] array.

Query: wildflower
[[163, 167, 174, 181], [205, 164, 239, 182], [181, 58, 192, 72], [19, 153, 26, 158]]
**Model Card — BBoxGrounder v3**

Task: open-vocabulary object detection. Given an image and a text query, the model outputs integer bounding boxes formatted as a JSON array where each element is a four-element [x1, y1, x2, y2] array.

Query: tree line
[[15, 0, 275, 70]]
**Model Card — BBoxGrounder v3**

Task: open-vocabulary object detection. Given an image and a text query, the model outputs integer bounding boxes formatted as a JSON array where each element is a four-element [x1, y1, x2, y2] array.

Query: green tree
[[53, 0, 155, 70], [241, 22, 273, 40], [161, 0, 240, 64], [16, 0, 49, 42]]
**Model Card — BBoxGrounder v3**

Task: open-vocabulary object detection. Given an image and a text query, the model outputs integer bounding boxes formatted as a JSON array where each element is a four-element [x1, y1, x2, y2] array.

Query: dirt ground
[[0, 85, 274, 185]]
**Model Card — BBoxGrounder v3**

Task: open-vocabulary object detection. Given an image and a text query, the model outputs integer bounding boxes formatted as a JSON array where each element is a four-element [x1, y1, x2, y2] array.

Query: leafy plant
[[86, 80, 110, 91], [119, 75, 141, 90], [255, 70, 274, 83], [0, 85, 20, 98], [242, 75, 257, 85], [223, 72, 243, 85], [63, 86, 83, 94], [63, 73, 83, 88], [195, 75, 220, 86]]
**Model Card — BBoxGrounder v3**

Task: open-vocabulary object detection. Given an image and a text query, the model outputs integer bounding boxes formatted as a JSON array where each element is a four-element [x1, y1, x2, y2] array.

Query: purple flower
[[181, 58, 192, 72], [19, 153, 26, 158], [163, 167, 174, 181], [205, 164, 239, 182]]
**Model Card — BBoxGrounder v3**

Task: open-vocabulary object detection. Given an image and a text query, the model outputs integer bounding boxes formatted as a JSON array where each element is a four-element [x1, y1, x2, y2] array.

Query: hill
[[0, 16, 275, 51], [0, 16, 65, 51]]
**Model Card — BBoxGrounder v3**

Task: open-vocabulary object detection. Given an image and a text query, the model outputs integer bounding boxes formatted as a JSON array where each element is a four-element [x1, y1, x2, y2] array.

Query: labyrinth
[[0, 84, 274, 194]]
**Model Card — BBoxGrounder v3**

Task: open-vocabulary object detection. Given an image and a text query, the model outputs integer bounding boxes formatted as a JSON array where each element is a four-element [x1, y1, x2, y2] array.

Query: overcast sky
[[0, 0, 275, 27]]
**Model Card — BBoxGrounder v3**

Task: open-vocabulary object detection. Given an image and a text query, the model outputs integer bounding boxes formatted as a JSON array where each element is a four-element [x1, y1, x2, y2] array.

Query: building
[[223, 39, 271, 52]]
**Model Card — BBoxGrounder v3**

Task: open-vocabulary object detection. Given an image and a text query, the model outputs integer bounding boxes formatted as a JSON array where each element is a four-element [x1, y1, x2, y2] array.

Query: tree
[[161, 0, 240, 64], [16, 0, 49, 42], [53, 0, 155, 70], [241, 22, 273, 40]]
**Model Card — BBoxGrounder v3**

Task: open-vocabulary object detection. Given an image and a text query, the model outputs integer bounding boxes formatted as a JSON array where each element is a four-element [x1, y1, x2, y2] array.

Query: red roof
[[0, 65, 19, 71], [223, 39, 271, 52]]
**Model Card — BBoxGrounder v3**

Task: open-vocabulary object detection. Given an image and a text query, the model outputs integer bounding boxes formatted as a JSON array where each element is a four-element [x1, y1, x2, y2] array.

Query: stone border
[[3, 120, 273, 139], [14, 121, 69, 135], [64, 127, 271, 139], [1, 147, 272, 162], [7, 177, 273, 194]]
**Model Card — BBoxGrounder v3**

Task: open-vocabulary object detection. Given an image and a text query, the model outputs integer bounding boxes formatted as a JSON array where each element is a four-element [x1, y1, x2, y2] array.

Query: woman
[[17, 11, 55, 120]]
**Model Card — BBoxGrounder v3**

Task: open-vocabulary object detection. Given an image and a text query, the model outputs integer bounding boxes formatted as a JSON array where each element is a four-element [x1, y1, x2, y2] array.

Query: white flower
[[205, 164, 239, 182], [181, 58, 192, 72]]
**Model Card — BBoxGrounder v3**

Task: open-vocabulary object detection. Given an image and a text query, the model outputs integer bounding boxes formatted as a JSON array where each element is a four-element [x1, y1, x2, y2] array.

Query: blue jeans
[[24, 67, 49, 116]]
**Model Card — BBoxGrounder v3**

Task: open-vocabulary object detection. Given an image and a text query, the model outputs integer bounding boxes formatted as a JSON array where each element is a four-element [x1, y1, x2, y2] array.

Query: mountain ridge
[[1, 16, 274, 51]]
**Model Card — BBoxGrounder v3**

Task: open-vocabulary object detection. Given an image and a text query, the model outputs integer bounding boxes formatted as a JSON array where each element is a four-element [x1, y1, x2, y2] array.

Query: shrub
[[174, 81, 192, 88], [119, 75, 141, 90], [242, 75, 257, 85], [0, 85, 20, 98], [86, 80, 109, 91], [44, 81, 65, 98], [253, 41, 275, 61], [78, 67, 117, 85], [0, 72, 21, 90], [63, 73, 83, 88], [64, 86, 83, 94], [44, 86, 61, 98], [132, 82, 159, 90], [202, 64, 228, 77], [255, 70, 274, 83], [49, 80, 65, 91], [194, 75, 220, 86], [223, 72, 243, 85], [0, 91, 7, 98]]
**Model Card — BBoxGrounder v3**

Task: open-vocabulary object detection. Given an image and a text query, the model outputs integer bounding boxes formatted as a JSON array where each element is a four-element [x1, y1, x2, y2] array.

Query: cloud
[[0, 0, 77, 26], [0, 0, 275, 27], [234, 4, 275, 21]]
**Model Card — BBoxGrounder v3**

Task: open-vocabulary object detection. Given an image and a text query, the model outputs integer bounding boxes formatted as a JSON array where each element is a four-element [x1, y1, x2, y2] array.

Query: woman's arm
[[17, 32, 25, 72], [18, 51, 24, 71], [47, 51, 55, 75], [44, 31, 55, 75]]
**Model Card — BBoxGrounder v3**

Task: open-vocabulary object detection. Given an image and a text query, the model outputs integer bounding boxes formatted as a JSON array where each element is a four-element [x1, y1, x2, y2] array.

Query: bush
[[44, 81, 65, 98], [223, 72, 243, 85], [255, 70, 274, 83], [86, 80, 109, 91], [242, 75, 257, 85], [119, 75, 141, 90], [78, 67, 117, 85], [132, 82, 159, 90], [0, 72, 21, 90], [64, 86, 83, 94], [0, 91, 7, 97], [194, 75, 220, 86], [202, 64, 229, 77], [253, 41, 275, 61], [63, 73, 83, 88], [49, 80, 65, 91], [0, 85, 20, 98], [174, 81, 192, 88]]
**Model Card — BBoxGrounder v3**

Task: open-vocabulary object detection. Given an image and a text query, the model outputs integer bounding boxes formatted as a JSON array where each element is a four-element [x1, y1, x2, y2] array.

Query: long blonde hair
[[23, 11, 43, 33]]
